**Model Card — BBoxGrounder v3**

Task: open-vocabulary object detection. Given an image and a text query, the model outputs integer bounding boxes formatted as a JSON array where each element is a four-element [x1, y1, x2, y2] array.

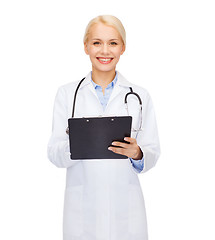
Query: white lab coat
[[47, 71, 160, 240]]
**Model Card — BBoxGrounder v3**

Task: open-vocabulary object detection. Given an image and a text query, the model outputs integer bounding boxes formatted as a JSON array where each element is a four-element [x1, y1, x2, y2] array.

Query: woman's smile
[[96, 57, 114, 64]]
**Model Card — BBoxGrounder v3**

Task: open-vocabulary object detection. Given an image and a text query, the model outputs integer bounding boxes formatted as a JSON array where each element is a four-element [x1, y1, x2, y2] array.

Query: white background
[[0, 0, 214, 239]]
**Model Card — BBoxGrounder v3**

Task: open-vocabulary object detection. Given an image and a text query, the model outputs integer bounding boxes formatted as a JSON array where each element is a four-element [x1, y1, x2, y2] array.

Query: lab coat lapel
[[107, 71, 131, 106], [80, 72, 100, 101], [80, 71, 132, 112]]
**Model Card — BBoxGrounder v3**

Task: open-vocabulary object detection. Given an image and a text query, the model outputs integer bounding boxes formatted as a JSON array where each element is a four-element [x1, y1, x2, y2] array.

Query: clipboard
[[68, 116, 132, 159]]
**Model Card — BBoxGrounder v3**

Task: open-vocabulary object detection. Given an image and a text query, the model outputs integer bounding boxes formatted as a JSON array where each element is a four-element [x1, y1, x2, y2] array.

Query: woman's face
[[84, 23, 125, 74]]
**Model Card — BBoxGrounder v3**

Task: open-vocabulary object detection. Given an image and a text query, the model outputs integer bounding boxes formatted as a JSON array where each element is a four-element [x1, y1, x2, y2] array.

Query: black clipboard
[[68, 116, 132, 159]]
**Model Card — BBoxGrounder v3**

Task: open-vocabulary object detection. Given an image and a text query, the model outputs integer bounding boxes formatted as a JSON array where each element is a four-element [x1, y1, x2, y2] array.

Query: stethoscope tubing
[[67, 78, 143, 137]]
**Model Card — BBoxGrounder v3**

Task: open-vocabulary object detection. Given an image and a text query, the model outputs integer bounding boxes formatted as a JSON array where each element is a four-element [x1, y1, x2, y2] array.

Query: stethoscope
[[66, 77, 143, 138]]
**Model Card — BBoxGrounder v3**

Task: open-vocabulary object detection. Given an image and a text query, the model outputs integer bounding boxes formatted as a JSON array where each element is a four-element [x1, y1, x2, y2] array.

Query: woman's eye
[[110, 42, 117, 45], [93, 42, 100, 45]]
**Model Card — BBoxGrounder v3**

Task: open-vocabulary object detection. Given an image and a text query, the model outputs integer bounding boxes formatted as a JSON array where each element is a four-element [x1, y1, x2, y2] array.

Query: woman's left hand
[[108, 137, 143, 160]]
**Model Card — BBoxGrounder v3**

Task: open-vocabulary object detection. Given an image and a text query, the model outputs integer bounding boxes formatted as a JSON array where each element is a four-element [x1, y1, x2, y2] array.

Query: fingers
[[111, 137, 136, 147], [108, 146, 126, 156], [111, 141, 129, 149], [124, 137, 136, 144], [108, 137, 138, 158]]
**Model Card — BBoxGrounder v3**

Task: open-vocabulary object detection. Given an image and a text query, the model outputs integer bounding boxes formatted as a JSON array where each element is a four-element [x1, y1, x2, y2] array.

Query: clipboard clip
[[66, 117, 122, 135]]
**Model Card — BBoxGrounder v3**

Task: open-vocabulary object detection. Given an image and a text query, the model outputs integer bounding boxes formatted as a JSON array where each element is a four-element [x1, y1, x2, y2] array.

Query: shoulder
[[57, 80, 79, 94], [56, 72, 91, 95]]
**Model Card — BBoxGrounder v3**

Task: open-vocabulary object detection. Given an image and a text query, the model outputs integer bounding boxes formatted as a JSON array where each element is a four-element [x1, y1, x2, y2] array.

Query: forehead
[[88, 23, 121, 40]]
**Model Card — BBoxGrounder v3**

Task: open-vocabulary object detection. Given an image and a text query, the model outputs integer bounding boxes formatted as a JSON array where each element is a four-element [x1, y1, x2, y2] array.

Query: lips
[[96, 57, 113, 64]]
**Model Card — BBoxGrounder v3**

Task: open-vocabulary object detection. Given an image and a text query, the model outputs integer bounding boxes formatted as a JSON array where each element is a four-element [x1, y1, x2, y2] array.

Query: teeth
[[98, 58, 112, 62]]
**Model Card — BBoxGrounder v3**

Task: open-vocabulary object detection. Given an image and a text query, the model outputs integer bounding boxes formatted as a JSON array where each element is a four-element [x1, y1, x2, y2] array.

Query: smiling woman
[[47, 15, 160, 240]]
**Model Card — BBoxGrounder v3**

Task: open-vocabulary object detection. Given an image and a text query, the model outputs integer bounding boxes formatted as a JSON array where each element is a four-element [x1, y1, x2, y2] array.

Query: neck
[[91, 69, 116, 88]]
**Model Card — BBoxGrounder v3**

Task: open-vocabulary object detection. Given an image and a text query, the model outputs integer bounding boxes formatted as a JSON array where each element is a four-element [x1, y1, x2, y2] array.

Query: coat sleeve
[[135, 90, 161, 174], [47, 86, 78, 168]]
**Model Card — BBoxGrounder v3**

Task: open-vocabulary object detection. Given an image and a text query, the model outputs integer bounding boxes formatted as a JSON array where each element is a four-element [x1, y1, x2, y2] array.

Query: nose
[[101, 43, 109, 55]]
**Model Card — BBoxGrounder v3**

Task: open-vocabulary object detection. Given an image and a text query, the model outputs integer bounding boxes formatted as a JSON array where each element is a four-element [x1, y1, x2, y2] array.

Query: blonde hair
[[83, 15, 126, 47]]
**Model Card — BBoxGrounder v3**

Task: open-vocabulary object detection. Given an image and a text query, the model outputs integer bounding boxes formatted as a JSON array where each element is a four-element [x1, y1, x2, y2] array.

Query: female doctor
[[48, 15, 160, 240]]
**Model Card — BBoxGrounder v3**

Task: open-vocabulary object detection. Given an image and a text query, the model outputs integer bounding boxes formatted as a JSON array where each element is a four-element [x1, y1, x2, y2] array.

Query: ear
[[120, 44, 125, 55], [84, 42, 89, 55]]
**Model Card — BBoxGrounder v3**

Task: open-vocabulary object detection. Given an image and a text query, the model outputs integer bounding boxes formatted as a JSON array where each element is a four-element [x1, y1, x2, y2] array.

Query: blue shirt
[[91, 72, 144, 173]]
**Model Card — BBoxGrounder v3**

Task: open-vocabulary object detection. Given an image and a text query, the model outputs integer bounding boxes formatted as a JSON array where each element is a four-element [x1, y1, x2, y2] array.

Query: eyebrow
[[92, 38, 119, 41]]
